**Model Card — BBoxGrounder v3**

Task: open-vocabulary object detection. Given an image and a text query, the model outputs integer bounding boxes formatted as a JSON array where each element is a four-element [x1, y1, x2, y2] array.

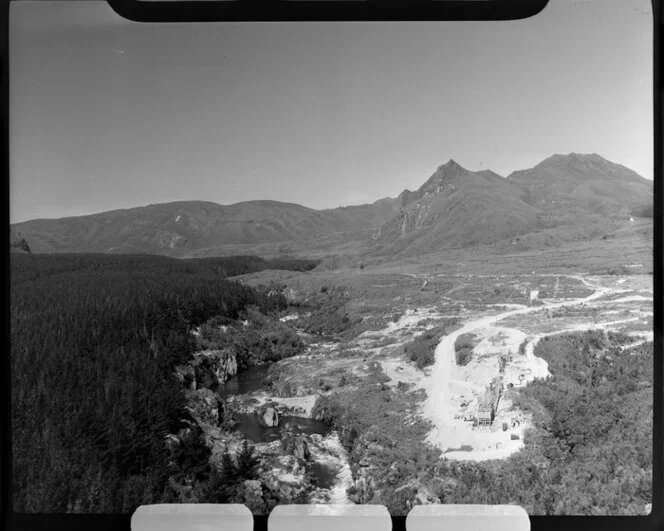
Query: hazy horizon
[[10, 0, 653, 224]]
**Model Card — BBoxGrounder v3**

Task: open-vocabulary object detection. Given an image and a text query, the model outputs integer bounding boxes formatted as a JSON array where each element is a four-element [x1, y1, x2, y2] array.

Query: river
[[216, 362, 345, 498]]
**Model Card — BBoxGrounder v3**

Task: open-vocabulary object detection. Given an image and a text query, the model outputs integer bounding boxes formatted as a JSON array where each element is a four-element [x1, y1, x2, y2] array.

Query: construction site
[[474, 375, 503, 427]]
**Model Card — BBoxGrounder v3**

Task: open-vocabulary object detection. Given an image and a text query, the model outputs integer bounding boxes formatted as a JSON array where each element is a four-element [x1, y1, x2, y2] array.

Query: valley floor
[[227, 263, 652, 495], [220, 239, 653, 514]]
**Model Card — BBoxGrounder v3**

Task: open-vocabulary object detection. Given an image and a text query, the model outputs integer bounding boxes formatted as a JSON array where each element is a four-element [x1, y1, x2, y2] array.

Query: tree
[[204, 446, 237, 503], [221, 446, 237, 483], [236, 440, 260, 481]]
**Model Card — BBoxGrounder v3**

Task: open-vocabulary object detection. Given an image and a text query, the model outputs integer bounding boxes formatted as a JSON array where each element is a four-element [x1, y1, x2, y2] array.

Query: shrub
[[454, 333, 477, 366], [403, 320, 459, 370]]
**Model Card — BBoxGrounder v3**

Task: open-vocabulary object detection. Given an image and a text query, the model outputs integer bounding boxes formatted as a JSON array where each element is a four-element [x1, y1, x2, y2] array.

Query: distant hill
[[10, 198, 400, 256], [369, 153, 652, 257], [10, 153, 652, 258], [506, 153, 653, 219]]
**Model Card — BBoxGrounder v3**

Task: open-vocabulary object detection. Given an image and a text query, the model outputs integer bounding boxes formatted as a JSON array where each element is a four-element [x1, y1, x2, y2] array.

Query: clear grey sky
[[10, 0, 653, 223]]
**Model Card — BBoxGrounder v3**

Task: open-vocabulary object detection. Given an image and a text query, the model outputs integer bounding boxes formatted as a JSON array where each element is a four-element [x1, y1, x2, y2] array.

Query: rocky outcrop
[[258, 406, 279, 427], [281, 424, 310, 461], [176, 349, 238, 391], [151, 230, 187, 249], [347, 474, 375, 504], [184, 388, 227, 427], [195, 349, 239, 387], [174, 364, 197, 390], [262, 473, 307, 503], [310, 395, 340, 423]]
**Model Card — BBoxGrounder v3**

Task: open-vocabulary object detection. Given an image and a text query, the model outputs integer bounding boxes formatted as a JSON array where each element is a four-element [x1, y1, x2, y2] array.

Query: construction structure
[[475, 376, 504, 427]]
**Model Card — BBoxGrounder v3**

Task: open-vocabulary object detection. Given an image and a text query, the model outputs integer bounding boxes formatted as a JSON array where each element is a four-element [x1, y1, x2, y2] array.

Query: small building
[[477, 408, 493, 427]]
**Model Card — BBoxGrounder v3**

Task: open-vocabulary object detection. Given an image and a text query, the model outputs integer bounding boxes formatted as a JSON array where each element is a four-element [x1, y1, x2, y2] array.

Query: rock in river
[[258, 406, 280, 427], [281, 424, 310, 461]]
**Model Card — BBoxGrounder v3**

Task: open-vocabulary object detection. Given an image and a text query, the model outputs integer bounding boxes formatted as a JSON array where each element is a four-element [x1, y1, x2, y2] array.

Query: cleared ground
[[230, 227, 652, 467]]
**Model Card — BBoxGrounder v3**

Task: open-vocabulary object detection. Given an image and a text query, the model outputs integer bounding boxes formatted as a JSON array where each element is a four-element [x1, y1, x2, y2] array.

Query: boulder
[[293, 439, 310, 461], [264, 474, 305, 503], [281, 428, 310, 461], [258, 406, 279, 427]]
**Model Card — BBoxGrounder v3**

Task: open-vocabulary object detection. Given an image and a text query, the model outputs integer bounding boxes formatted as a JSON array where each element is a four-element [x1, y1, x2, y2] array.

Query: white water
[[309, 432, 354, 504]]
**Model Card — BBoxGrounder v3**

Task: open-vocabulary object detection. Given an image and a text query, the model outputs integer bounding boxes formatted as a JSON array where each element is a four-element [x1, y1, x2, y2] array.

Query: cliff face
[[175, 349, 239, 390]]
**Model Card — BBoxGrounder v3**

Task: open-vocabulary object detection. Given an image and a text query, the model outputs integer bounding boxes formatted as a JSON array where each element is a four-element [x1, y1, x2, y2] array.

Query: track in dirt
[[420, 274, 648, 459]]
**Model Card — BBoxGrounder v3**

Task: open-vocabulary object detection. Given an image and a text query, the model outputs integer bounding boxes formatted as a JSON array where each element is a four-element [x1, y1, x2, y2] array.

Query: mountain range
[[10, 153, 653, 259]]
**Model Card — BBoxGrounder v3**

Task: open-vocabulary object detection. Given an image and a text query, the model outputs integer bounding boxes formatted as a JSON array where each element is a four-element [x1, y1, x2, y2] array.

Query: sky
[[10, 0, 653, 223]]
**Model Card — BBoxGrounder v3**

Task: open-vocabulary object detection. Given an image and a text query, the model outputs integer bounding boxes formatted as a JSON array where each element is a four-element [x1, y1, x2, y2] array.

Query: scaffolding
[[475, 376, 504, 427]]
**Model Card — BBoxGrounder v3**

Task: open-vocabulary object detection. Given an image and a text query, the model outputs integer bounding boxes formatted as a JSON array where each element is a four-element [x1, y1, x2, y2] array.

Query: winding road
[[421, 275, 643, 454]]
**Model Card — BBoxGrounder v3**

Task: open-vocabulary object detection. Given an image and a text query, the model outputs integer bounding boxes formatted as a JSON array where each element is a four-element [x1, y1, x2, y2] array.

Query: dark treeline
[[11, 253, 320, 284], [10, 254, 289, 512], [192, 255, 321, 277]]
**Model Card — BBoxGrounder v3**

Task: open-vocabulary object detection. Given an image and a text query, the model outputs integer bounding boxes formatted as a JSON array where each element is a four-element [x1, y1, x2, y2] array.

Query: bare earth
[[420, 274, 653, 461]]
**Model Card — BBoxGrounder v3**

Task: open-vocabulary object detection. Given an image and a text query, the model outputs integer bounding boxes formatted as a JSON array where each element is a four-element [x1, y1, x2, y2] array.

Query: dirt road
[[421, 275, 648, 459]]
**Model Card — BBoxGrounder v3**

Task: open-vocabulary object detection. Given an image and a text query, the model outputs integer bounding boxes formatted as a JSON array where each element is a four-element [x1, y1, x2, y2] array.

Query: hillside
[[10, 153, 652, 258], [369, 154, 653, 258], [506, 153, 653, 220], [371, 160, 541, 256], [10, 198, 400, 257]]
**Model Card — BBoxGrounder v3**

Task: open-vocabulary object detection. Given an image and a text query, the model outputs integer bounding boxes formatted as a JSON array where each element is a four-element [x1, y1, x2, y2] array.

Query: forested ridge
[[10, 254, 294, 512]]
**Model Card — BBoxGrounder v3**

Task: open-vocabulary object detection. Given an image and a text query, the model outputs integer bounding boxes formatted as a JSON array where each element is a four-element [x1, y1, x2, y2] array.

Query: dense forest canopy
[[10, 253, 298, 512]]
